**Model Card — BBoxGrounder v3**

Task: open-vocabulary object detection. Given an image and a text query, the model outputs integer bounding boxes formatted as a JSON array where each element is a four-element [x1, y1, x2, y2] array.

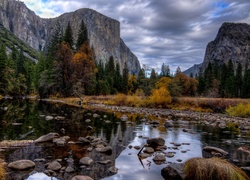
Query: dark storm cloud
[[22, 0, 250, 72]]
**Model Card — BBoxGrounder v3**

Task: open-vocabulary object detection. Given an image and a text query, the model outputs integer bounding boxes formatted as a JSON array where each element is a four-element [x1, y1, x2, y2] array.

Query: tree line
[[0, 20, 249, 99]]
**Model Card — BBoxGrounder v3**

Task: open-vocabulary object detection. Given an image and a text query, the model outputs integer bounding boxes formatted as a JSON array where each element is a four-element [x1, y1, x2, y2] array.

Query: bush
[[113, 93, 127, 106], [127, 95, 142, 107], [149, 87, 171, 108], [184, 157, 249, 180], [226, 103, 250, 118]]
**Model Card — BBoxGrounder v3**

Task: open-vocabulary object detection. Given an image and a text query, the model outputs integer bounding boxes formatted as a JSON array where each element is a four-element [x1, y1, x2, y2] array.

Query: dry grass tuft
[[0, 160, 5, 180], [184, 157, 249, 180]]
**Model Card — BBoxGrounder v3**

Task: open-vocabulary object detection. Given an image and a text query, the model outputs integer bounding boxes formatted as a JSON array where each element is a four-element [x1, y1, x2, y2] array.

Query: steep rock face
[[201, 22, 250, 71], [0, 0, 140, 74]]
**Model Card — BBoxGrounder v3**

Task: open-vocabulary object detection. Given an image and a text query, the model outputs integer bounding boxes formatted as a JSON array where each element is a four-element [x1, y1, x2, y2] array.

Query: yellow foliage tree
[[128, 74, 137, 95], [155, 77, 172, 89], [149, 87, 171, 107]]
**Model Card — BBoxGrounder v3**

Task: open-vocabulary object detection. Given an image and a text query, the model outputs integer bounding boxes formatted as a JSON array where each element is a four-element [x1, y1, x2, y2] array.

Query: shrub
[[127, 95, 142, 107], [149, 87, 171, 108], [113, 93, 127, 106], [184, 157, 249, 180], [226, 103, 250, 118]]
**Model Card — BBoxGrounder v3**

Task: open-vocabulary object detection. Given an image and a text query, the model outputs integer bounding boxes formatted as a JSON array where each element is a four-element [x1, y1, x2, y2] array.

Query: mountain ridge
[[184, 22, 250, 76], [0, 0, 140, 74]]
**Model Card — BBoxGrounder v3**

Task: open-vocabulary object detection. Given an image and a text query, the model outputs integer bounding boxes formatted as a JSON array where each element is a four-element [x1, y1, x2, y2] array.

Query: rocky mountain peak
[[0, 0, 140, 74], [201, 22, 250, 71], [185, 22, 250, 76]]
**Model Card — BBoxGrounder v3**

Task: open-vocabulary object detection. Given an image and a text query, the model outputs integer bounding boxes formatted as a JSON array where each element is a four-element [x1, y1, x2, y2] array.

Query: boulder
[[78, 137, 90, 144], [79, 157, 93, 165], [35, 133, 59, 143], [8, 160, 35, 170], [153, 154, 166, 162], [161, 164, 185, 180], [203, 146, 229, 157], [108, 166, 118, 174], [71, 175, 93, 180], [147, 137, 165, 147], [47, 161, 62, 171], [96, 146, 112, 153], [143, 147, 154, 154], [65, 166, 75, 173]]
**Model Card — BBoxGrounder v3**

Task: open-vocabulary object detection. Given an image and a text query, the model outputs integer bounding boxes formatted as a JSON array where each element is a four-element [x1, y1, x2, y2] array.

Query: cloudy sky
[[21, 0, 250, 72]]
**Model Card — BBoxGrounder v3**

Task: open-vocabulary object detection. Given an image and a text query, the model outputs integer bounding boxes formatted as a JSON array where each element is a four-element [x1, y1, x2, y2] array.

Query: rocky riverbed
[[1, 101, 250, 180]]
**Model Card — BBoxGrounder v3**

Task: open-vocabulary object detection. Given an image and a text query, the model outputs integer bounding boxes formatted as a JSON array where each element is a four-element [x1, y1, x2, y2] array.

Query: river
[[0, 100, 249, 180]]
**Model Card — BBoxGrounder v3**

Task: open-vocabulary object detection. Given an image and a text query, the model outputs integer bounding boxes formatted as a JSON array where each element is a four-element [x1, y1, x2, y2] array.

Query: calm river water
[[0, 100, 249, 180]]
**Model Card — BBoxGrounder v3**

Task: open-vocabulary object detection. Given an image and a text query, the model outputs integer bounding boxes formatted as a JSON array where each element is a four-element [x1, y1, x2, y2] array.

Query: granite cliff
[[184, 22, 250, 76], [0, 0, 140, 74]]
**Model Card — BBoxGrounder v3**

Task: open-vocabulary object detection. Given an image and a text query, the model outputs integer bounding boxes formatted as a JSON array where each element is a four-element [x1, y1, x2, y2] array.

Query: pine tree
[[122, 63, 129, 94], [63, 22, 74, 50], [76, 20, 88, 51], [160, 63, 170, 77], [0, 44, 7, 93], [16, 49, 26, 76], [235, 63, 242, 97]]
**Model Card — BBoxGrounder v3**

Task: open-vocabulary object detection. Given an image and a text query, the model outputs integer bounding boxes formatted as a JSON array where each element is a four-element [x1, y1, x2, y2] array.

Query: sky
[[20, 0, 250, 72]]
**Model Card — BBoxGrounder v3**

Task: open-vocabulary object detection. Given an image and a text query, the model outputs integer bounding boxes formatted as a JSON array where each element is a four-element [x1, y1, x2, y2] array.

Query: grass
[[45, 95, 250, 114], [0, 160, 5, 180], [184, 157, 249, 180]]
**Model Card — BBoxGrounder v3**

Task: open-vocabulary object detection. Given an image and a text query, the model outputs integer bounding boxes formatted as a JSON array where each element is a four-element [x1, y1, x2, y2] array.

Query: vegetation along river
[[0, 99, 250, 180]]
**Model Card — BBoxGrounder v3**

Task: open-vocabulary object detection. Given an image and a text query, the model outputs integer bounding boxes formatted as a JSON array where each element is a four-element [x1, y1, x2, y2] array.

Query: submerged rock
[[161, 164, 185, 180], [147, 137, 165, 147], [8, 160, 35, 170]]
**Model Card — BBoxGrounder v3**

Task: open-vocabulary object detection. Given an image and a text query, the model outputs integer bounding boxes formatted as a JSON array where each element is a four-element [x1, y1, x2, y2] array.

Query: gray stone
[[35, 133, 59, 143], [108, 166, 118, 174], [8, 160, 35, 170], [79, 157, 93, 165], [147, 137, 165, 146], [78, 137, 90, 144], [96, 146, 112, 153], [47, 161, 62, 171], [85, 119, 91, 123], [153, 154, 166, 161], [143, 147, 154, 154], [45, 116, 54, 121], [71, 175, 93, 180], [161, 164, 185, 180], [139, 153, 152, 159], [65, 166, 75, 173]]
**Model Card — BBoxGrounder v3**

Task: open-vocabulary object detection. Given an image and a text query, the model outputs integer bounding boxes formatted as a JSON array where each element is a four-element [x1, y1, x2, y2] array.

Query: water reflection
[[0, 100, 250, 180]]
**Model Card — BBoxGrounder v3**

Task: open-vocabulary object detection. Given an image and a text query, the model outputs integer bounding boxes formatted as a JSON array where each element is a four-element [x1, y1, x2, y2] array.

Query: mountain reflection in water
[[0, 100, 250, 180]]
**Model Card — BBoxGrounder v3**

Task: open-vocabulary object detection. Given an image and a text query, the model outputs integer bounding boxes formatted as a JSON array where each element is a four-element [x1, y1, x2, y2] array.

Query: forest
[[0, 20, 250, 102]]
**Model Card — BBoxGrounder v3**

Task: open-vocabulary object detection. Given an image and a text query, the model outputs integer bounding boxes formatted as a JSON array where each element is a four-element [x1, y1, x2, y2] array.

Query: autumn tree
[[54, 42, 74, 96], [71, 42, 96, 95]]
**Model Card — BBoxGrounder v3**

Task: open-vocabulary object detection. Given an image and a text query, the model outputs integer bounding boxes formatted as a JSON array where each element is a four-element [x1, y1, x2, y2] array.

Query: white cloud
[[20, 0, 250, 72]]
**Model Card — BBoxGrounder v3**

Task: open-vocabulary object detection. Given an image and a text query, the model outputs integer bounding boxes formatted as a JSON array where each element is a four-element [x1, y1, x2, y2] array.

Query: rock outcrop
[[0, 0, 140, 74], [201, 22, 250, 71], [185, 22, 250, 75]]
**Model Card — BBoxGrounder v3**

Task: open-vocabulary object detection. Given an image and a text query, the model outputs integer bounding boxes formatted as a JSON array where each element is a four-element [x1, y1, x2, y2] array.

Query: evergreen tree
[[241, 64, 250, 98], [114, 63, 122, 93], [225, 60, 236, 97], [219, 63, 228, 97], [76, 20, 88, 50], [160, 63, 170, 77], [122, 63, 129, 94], [235, 63, 243, 97], [63, 22, 74, 49], [16, 49, 26, 76], [0, 44, 7, 93]]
